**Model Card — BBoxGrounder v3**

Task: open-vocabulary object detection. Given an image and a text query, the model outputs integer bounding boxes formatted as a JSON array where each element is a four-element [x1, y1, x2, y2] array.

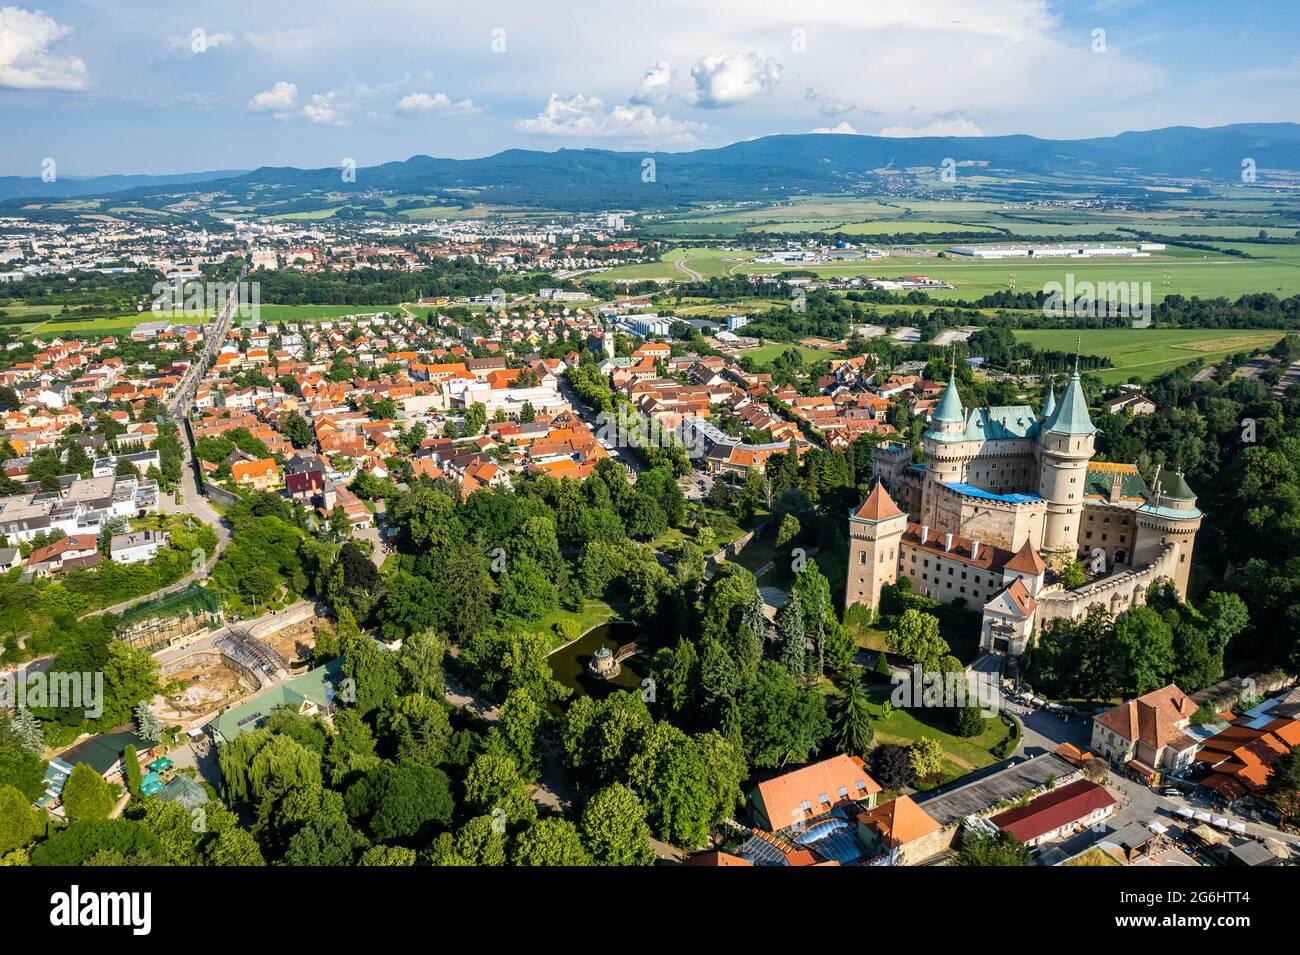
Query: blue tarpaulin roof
[[944, 482, 1042, 504]]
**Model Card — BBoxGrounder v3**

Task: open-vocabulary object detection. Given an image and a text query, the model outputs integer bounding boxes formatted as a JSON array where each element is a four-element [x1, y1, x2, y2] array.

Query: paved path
[[673, 255, 702, 282]]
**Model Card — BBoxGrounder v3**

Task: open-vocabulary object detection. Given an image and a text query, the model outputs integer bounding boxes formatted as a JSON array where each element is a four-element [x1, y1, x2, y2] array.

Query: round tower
[[920, 372, 969, 527], [1035, 366, 1096, 554], [1133, 468, 1202, 599]]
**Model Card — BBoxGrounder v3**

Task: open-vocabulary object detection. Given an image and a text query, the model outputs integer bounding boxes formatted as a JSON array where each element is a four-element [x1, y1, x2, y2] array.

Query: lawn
[[1012, 327, 1289, 383], [743, 342, 843, 364], [650, 507, 748, 552], [524, 600, 615, 650], [860, 683, 1013, 787]]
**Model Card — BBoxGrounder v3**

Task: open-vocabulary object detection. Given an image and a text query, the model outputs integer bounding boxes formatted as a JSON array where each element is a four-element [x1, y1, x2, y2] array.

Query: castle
[[846, 366, 1202, 656]]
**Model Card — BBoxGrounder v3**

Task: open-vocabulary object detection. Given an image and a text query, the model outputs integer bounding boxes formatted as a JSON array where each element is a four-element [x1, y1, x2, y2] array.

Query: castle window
[[859, 552, 866, 565], [1101, 534, 1107, 541]]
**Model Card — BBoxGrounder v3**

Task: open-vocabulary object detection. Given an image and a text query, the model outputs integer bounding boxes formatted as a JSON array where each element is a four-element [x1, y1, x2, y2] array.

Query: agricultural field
[[1012, 328, 1289, 383], [741, 246, 1300, 301]]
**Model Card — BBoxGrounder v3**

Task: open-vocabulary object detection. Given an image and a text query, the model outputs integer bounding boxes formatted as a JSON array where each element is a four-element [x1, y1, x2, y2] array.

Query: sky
[[1, 0, 1298, 177]]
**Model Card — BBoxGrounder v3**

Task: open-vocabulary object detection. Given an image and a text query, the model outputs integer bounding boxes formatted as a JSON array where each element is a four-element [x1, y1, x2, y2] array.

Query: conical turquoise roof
[[1041, 384, 1056, 419], [933, 372, 965, 424], [1044, 370, 1095, 436]]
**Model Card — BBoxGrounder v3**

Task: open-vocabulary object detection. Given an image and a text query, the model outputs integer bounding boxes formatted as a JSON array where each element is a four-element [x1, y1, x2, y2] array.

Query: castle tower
[[1132, 467, 1203, 599], [846, 482, 908, 614], [1040, 383, 1057, 420], [1035, 363, 1096, 554], [920, 372, 968, 527]]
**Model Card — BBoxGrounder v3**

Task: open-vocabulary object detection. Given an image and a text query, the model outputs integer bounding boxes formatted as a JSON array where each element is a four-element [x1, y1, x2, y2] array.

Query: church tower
[[846, 483, 908, 615], [1035, 363, 1096, 554]]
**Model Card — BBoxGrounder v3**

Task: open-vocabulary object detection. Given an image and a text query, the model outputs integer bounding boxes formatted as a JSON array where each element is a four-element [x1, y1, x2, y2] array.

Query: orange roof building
[[750, 755, 882, 832]]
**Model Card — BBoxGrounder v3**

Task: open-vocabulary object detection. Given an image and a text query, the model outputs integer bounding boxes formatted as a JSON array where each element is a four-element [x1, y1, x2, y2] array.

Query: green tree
[[123, 744, 142, 797], [908, 737, 944, 786], [830, 668, 875, 759], [1264, 747, 1300, 823], [513, 817, 591, 866], [954, 830, 1032, 866], [581, 782, 654, 866], [628, 722, 715, 848], [1116, 606, 1175, 694], [738, 661, 831, 768], [0, 785, 44, 854], [62, 763, 118, 822], [886, 610, 949, 670]]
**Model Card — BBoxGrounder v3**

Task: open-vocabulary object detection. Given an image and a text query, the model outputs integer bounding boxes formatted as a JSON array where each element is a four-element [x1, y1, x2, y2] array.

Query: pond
[[547, 622, 646, 708]]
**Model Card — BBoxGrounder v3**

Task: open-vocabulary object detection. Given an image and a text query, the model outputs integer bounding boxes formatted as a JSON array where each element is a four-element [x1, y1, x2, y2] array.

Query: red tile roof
[[990, 780, 1116, 844], [854, 482, 903, 522]]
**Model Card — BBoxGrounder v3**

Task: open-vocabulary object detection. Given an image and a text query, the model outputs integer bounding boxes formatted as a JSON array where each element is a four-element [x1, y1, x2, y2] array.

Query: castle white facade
[[846, 368, 1203, 656]]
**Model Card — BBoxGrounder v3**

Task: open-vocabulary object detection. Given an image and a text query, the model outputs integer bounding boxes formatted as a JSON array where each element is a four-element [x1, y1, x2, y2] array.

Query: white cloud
[[300, 91, 346, 125], [0, 6, 88, 90], [878, 117, 985, 137], [247, 81, 298, 116], [631, 60, 673, 104], [514, 93, 703, 142], [395, 92, 477, 115], [811, 121, 858, 135], [687, 52, 781, 108]]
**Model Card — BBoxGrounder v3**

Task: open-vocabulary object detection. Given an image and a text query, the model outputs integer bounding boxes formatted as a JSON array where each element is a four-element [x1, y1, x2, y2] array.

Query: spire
[[1044, 362, 1095, 436], [933, 370, 965, 424], [1041, 383, 1057, 419]]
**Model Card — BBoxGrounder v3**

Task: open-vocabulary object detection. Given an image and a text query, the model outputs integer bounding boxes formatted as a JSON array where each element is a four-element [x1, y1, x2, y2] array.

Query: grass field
[[1012, 328, 1289, 383], [254, 303, 402, 322], [743, 342, 843, 364], [741, 248, 1300, 300], [863, 684, 1014, 786]]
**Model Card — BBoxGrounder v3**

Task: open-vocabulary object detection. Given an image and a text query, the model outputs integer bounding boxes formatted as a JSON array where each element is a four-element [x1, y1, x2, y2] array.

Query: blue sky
[[1, 0, 1297, 176]]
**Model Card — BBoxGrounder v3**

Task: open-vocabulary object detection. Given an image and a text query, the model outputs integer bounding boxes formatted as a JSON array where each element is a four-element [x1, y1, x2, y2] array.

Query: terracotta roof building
[[750, 755, 882, 832], [1091, 684, 1200, 778]]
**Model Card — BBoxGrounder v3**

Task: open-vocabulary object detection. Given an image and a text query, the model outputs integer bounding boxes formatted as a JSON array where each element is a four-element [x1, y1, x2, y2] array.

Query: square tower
[[846, 483, 909, 614]]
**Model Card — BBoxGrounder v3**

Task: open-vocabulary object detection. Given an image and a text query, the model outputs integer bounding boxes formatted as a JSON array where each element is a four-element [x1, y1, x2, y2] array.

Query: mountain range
[[4, 123, 1300, 210]]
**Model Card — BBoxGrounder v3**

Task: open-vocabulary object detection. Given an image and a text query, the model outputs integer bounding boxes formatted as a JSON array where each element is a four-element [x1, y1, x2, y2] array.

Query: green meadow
[[1012, 328, 1289, 383]]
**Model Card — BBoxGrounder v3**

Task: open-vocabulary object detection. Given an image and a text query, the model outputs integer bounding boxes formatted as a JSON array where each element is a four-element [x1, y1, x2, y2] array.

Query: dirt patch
[[260, 618, 322, 669], [158, 663, 254, 723]]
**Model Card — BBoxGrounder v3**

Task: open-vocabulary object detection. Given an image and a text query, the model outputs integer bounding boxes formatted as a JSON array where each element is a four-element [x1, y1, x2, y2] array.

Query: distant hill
[[0, 170, 248, 202], [7, 123, 1300, 210]]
